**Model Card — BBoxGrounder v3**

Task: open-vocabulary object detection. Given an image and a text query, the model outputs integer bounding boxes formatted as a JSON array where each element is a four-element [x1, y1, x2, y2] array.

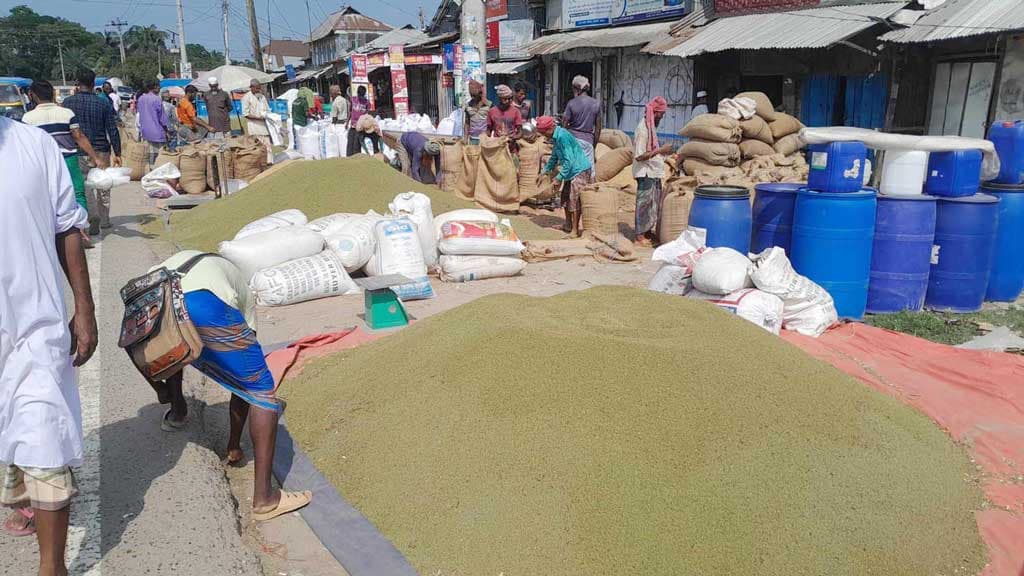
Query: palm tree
[[123, 25, 167, 56]]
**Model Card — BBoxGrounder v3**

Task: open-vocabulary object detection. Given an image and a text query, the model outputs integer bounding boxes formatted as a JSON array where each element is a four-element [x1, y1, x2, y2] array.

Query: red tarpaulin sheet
[[784, 323, 1024, 576]]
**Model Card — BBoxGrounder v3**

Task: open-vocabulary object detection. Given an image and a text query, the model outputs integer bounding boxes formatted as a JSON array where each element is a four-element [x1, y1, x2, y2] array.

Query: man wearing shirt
[[562, 75, 601, 165], [205, 77, 234, 139], [243, 80, 274, 165], [536, 115, 594, 237], [177, 85, 212, 142], [400, 131, 441, 185], [63, 69, 121, 235], [137, 80, 169, 169], [103, 82, 121, 115], [329, 84, 348, 125]]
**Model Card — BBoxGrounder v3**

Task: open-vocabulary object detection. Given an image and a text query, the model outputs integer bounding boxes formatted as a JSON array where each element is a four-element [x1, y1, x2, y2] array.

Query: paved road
[[1, 186, 261, 575]]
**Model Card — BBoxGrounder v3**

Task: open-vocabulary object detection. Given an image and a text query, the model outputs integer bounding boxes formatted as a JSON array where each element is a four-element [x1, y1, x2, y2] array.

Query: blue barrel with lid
[[688, 185, 752, 254], [791, 188, 877, 320], [751, 183, 800, 255], [988, 120, 1024, 185], [981, 183, 1024, 302], [807, 141, 868, 193], [866, 194, 937, 314], [926, 149, 983, 197], [925, 194, 1000, 313]]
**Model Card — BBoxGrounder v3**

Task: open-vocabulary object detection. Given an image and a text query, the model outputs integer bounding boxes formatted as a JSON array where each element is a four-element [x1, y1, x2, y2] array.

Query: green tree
[[0, 5, 112, 80]]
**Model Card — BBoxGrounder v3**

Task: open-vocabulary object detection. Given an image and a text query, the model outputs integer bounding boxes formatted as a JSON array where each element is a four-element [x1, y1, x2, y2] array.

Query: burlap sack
[[517, 138, 546, 202], [599, 129, 631, 150], [735, 91, 778, 122], [769, 114, 805, 139], [535, 155, 558, 201], [233, 143, 267, 183], [178, 145, 207, 194], [773, 134, 804, 156], [581, 184, 619, 235], [596, 147, 634, 182], [155, 148, 181, 170], [605, 164, 638, 196], [679, 139, 741, 167], [680, 114, 742, 143], [439, 140, 464, 194], [740, 139, 776, 159], [738, 116, 774, 144], [658, 181, 695, 245], [124, 140, 148, 181], [456, 145, 481, 200], [595, 142, 612, 160], [474, 136, 519, 213]]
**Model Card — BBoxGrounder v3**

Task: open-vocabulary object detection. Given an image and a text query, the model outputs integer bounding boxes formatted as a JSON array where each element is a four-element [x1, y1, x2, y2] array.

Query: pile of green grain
[[284, 286, 987, 576], [155, 155, 561, 251]]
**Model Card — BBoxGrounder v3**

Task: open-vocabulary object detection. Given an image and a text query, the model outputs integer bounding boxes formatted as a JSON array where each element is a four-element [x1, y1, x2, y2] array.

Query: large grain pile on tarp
[[283, 286, 986, 576], [156, 155, 561, 251]]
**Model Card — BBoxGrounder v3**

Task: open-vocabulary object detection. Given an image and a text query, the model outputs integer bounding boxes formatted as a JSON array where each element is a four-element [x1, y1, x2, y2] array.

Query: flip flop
[[251, 490, 312, 523], [161, 409, 187, 432], [3, 509, 35, 537]]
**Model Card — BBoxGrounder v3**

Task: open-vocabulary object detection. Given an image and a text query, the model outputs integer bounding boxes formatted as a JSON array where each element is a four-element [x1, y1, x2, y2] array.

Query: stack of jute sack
[[454, 135, 521, 213], [594, 129, 637, 196], [434, 209, 526, 283], [678, 113, 743, 174]]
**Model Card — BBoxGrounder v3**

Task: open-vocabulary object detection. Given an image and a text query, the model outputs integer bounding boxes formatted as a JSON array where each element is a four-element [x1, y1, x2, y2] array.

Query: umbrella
[[189, 65, 280, 93]]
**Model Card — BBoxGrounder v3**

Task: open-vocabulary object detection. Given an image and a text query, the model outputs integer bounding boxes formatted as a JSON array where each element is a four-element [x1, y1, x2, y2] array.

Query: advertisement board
[[349, 54, 368, 84], [486, 0, 509, 21], [389, 45, 409, 117], [499, 20, 535, 61], [487, 21, 501, 51], [563, 0, 689, 29]]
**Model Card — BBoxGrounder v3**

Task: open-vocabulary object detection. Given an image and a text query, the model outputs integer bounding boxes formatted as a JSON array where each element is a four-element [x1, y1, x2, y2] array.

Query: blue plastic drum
[[791, 189, 877, 321], [751, 183, 801, 255], [981, 183, 1024, 302], [866, 194, 937, 314], [925, 194, 1000, 313], [688, 185, 752, 254]]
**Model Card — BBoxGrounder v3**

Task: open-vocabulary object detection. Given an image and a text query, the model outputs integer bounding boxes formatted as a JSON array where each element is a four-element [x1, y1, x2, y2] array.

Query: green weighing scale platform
[[354, 275, 413, 331]]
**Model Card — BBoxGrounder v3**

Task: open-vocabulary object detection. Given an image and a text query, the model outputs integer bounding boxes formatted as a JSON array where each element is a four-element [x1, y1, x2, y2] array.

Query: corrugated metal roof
[[881, 0, 1024, 43], [488, 60, 537, 75], [349, 28, 429, 55], [528, 22, 674, 56], [643, 5, 710, 54], [310, 7, 393, 42], [664, 2, 906, 58]]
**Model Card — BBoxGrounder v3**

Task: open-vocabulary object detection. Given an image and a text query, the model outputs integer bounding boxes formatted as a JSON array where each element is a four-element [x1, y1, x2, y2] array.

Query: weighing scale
[[354, 275, 413, 331]]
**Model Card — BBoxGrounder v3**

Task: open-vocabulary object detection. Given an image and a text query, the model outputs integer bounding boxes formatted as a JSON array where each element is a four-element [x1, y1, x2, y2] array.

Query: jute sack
[[581, 184, 619, 235], [595, 142, 612, 160], [773, 134, 804, 156], [124, 140, 148, 181], [535, 155, 559, 201], [439, 140, 464, 194], [155, 148, 181, 170], [474, 136, 519, 213], [739, 116, 774, 144], [456, 144, 481, 200], [679, 139, 741, 167], [599, 129, 631, 150], [517, 138, 546, 201], [596, 147, 634, 182], [233, 139, 267, 182], [740, 139, 776, 159], [680, 114, 742, 143], [769, 113, 805, 140], [195, 143, 220, 192], [735, 91, 778, 122], [178, 145, 207, 194], [658, 181, 695, 245]]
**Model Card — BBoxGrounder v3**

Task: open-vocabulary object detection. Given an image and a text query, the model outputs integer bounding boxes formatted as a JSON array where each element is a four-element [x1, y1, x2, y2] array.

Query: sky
[[1, 0, 442, 60]]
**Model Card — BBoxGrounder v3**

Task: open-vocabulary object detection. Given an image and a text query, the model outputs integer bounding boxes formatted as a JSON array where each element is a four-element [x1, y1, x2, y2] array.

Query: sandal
[[161, 408, 187, 432], [251, 490, 312, 523], [3, 509, 35, 537]]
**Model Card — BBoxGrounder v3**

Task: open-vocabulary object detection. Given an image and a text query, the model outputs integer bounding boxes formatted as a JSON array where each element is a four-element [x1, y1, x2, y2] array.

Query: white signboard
[[499, 20, 535, 61], [563, 0, 689, 29]]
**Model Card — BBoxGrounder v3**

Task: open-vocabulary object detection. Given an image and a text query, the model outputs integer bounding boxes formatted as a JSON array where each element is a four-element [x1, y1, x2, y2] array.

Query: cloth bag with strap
[[118, 253, 216, 382]]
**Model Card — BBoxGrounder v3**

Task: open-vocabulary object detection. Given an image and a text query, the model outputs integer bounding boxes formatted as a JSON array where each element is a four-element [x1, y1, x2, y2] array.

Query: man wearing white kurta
[[0, 115, 98, 576]]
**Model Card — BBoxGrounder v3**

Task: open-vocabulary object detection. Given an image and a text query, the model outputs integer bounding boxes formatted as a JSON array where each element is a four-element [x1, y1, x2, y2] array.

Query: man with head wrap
[[400, 131, 442, 184], [462, 79, 492, 145], [486, 84, 524, 150], [535, 115, 594, 237], [632, 96, 677, 247], [562, 75, 601, 165]]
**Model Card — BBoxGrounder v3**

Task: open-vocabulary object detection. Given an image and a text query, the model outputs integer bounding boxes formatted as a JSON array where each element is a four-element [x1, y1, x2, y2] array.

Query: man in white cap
[[242, 79, 274, 164], [561, 75, 601, 167], [205, 77, 233, 139], [690, 89, 709, 122]]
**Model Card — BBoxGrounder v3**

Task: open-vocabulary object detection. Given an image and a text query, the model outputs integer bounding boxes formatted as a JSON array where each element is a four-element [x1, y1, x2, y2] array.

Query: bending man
[[536, 115, 594, 237]]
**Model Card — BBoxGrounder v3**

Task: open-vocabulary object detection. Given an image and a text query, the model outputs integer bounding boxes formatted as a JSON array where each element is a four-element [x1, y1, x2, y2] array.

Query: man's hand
[[68, 310, 98, 367], [536, 172, 548, 187], [95, 155, 110, 170], [111, 155, 122, 167], [658, 143, 676, 155]]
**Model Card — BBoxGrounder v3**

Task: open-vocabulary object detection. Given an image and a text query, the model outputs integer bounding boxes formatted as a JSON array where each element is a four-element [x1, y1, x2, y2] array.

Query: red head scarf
[[645, 97, 669, 152], [536, 115, 556, 133]]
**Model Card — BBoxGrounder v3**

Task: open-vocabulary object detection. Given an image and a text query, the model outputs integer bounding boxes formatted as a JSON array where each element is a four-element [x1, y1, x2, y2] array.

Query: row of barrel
[[686, 182, 1024, 320]]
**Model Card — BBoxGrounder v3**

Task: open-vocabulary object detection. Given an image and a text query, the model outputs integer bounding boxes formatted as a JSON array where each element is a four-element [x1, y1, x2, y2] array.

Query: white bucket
[[880, 150, 928, 196]]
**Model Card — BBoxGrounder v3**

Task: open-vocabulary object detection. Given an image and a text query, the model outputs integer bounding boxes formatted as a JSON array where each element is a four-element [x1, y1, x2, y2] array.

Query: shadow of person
[[101, 213, 160, 240]]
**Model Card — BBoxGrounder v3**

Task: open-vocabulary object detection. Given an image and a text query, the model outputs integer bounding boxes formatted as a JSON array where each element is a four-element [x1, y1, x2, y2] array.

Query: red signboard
[[713, 0, 819, 16], [486, 0, 508, 22], [367, 52, 388, 68], [350, 54, 369, 84], [389, 45, 409, 117], [405, 53, 442, 66], [487, 21, 500, 51], [442, 73, 455, 88]]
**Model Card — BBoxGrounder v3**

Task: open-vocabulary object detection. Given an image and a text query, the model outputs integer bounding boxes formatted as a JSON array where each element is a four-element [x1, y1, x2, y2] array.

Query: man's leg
[[561, 181, 572, 233], [77, 156, 100, 235], [248, 405, 279, 510], [164, 371, 187, 424], [226, 394, 249, 465], [34, 507, 69, 576]]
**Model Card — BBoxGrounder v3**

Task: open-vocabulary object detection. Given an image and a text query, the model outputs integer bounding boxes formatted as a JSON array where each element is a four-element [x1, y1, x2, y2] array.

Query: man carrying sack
[[536, 116, 594, 237]]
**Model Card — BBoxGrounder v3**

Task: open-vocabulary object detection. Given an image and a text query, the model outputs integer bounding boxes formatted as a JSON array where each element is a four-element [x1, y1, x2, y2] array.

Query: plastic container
[[807, 141, 868, 194], [751, 183, 801, 255], [925, 149, 983, 197], [925, 194, 999, 313], [879, 149, 928, 196], [791, 188, 877, 320], [688, 185, 752, 254], [987, 120, 1024, 185], [981, 183, 1024, 302], [866, 194, 937, 314]]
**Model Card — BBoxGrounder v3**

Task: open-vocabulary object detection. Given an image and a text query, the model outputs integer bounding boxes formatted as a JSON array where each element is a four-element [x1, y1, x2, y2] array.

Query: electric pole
[[223, 0, 231, 65], [460, 0, 487, 102], [305, 0, 313, 42], [109, 18, 128, 64], [246, 0, 265, 72], [57, 38, 67, 86], [419, 7, 425, 30], [176, 0, 190, 78]]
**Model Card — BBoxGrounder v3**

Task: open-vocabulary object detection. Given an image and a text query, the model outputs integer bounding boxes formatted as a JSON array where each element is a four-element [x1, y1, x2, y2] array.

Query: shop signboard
[[563, 0, 689, 29], [487, 21, 500, 51], [350, 54, 369, 83], [486, 0, 508, 21], [406, 54, 442, 66], [499, 20, 535, 61], [367, 52, 388, 69], [443, 43, 456, 71], [389, 45, 409, 117]]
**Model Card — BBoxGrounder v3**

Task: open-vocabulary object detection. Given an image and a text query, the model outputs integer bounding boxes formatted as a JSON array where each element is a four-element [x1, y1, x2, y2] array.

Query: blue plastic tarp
[[0, 77, 32, 89]]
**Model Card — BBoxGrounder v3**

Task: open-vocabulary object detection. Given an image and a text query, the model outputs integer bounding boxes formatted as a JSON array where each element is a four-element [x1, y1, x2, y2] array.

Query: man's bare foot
[[2, 509, 34, 536], [635, 236, 654, 248], [223, 448, 245, 467]]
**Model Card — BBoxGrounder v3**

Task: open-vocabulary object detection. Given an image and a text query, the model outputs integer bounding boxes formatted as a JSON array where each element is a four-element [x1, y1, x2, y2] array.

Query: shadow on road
[[102, 213, 159, 241]]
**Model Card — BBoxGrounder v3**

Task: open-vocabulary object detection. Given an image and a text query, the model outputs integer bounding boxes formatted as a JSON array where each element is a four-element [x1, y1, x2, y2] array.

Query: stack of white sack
[[219, 225, 325, 283], [250, 250, 359, 306], [389, 192, 437, 268], [648, 230, 707, 295], [319, 121, 347, 159], [315, 211, 384, 273], [295, 124, 322, 160], [234, 209, 308, 240], [434, 209, 526, 283], [750, 247, 838, 337], [365, 216, 435, 300]]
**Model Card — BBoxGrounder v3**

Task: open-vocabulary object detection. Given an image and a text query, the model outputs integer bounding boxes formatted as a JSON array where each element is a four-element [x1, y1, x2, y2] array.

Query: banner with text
[[563, 0, 689, 28], [389, 45, 409, 117], [350, 54, 369, 83], [499, 20, 535, 61]]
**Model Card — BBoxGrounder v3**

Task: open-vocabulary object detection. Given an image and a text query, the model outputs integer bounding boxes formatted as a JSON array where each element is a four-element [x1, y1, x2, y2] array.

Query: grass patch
[[867, 305, 1024, 346]]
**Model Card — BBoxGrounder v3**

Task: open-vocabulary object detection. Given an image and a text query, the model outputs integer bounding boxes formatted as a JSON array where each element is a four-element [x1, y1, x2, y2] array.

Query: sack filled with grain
[[596, 147, 634, 182], [233, 138, 267, 182], [439, 139, 464, 194], [735, 91, 778, 122], [123, 140, 148, 181], [599, 129, 631, 150], [682, 158, 729, 178], [740, 139, 777, 160], [178, 145, 207, 194], [457, 144, 481, 200], [680, 114, 742, 143], [738, 116, 774, 144], [581, 184, 620, 235], [474, 136, 519, 213], [679, 139, 741, 167], [155, 148, 181, 170], [535, 155, 559, 201], [769, 113, 805, 140], [773, 133, 804, 156], [595, 142, 612, 160], [658, 181, 695, 245], [606, 164, 638, 196], [517, 138, 546, 202]]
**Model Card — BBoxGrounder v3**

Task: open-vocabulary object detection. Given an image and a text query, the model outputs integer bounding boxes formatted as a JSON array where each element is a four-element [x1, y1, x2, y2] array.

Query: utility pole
[[419, 7, 426, 30], [176, 0, 190, 78], [222, 0, 231, 65], [460, 0, 487, 102], [304, 0, 313, 42], [57, 38, 67, 86], [246, 0, 265, 71], [109, 18, 128, 64]]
